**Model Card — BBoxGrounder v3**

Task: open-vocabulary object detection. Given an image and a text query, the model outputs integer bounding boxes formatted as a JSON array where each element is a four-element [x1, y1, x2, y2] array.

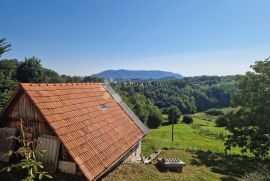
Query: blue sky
[[1, 0, 270, 76]]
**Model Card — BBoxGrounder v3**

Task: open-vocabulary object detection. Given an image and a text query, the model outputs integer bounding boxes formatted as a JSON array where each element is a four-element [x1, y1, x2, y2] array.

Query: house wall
[[3, 91, 53, 137], [125, 141, 142, 162]]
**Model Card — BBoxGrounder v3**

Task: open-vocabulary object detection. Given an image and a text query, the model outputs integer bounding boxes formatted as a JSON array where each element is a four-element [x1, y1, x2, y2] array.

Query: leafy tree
[[225, 59, 270, 158], [0, 41, 18, 111], [83, 76, 102, 82], [43, 68, 62, 83], [168, 105, 181, 124], [129, 94, 150, 124], [0, 38, 11, 57], [117, 90, 163, 128], [1, 120, 52, 181], [147, 106, 163, 128], [0, 63, 18, 110], [0, 59, 19, 78], [16, 57, 45, 83], [60, 75, 82, 83]]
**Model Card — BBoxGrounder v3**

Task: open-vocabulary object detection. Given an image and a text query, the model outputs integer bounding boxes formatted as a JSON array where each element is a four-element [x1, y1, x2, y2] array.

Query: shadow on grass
[[189, 150, 265, 179], [161, 122, 172, 126], [154, 163, 183, 173]]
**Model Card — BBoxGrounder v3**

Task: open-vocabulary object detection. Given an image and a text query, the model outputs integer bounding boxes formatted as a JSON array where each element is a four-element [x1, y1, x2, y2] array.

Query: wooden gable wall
[[2, 90, 53, 137]]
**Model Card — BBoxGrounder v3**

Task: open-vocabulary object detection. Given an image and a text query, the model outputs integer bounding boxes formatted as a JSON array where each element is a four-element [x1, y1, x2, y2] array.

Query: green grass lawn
[[142, 113, 242, 156], [105, 112, 257, 181]]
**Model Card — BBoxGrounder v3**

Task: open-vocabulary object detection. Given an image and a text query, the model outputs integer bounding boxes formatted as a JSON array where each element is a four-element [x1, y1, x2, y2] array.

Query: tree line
[[113, 76, 236, 115]]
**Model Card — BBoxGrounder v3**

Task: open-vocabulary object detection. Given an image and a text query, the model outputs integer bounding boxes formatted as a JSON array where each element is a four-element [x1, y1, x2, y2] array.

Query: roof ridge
[[20, 82, 102, 86]]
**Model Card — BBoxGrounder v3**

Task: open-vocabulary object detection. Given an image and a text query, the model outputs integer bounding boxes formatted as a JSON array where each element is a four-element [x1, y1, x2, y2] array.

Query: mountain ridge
[[93, 69, 183, 80]]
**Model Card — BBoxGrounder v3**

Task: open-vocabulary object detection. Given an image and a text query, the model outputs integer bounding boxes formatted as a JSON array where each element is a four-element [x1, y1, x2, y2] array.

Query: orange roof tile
[[16, 83, 147, 180]]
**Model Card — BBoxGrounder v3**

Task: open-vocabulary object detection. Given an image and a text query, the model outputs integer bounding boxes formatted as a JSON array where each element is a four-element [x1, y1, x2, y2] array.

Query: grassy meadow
[[105, 110, 259, 181]]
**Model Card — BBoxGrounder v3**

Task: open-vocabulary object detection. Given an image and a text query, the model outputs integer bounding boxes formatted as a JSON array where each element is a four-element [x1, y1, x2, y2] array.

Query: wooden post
[[172, 109, 174, 143]]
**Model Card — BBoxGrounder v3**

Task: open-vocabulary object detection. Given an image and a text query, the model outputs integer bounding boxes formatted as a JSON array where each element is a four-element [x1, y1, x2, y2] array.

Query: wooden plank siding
[[3, 92, 53, 137], [0, 128, 17, 162], [37, 136, 60, 173], [0, 90, 74, 165]]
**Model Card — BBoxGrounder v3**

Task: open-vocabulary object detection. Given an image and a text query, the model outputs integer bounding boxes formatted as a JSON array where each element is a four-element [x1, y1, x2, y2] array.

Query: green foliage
[[60, 75, 82, 83], [168, 106, 181, 124], [0, 40, 18, 110], [113, 76, 236, 114], [43, 68, 63, 83], [0, 59, 19, 78], [120, 92, 163, 128], [16, 57, 45, 83], [1, 120, 52, 181], [0, 38, 11, 57], [147, 106, 163, 129], [0, 61, 18, 110], [225, 59, 270, 158], [83, 76, 103, 82], [182, 115, 193, 124], [215, 114, 228, 127]]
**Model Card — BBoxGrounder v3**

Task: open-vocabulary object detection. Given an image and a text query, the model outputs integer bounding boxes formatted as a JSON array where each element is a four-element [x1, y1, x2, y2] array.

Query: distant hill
[[93, 69, 183, 80]]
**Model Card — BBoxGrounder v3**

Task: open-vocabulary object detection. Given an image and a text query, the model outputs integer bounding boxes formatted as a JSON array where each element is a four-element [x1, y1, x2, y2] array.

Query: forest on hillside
[[113, 76, 236, 114], [112, 76, 236, 128]]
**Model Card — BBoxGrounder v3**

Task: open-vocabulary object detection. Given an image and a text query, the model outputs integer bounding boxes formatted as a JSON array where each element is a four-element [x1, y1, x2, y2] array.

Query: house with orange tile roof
[[0, 83, 148, 180]]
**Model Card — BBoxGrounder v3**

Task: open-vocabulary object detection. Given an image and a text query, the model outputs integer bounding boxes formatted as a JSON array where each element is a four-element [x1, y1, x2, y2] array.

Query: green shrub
[[182, 115, 193, 124], [216, 114, 227, 127]]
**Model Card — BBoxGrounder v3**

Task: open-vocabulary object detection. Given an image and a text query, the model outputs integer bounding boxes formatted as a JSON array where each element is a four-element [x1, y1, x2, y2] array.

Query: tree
[[0, 60, 18, 111], [225, 59, 270, 158], [0, 59, 19, 78], [60, 75, 81, 83], [0, 38, 11, 57], [43, 68, 62, 83], [16, 57, 45, 83], [83, 76, 102, 82], [168, 106, 181, 124], [132, 96, 150, 124], [147, 106, 163, 128]]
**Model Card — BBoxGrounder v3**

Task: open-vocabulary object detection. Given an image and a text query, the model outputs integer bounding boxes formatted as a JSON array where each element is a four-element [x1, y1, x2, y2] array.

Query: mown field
[[104, 110, 258, 181]]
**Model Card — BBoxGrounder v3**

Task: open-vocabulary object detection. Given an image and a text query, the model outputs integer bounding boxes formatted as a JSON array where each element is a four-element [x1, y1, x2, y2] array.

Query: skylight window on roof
[[99, 104, 108, 109]]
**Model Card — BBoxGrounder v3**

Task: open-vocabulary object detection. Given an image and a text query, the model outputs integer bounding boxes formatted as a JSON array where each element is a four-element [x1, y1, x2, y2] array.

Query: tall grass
[[190, 123, 227, 141]]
